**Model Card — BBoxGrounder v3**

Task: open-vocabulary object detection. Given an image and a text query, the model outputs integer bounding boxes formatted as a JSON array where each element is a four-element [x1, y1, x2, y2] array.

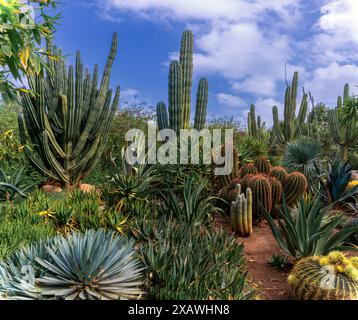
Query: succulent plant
[[240, 163, 258, 178], [0, 230, 144, 300], [268, 253, 291, 270], [248, 174, 272, 218], [268, 177, 283, 216], [216, 144, 240, 189], [241, 173, 255, 192], [248, 104, 266, 140], [288, 252, 358, 300], [254, 157, 271, 174], [18, 34, 119, 189], [230, 185, 253, 237], [156, 101, 169, 131], [283, 172, 307, 206], [269, 166, 288, 185]]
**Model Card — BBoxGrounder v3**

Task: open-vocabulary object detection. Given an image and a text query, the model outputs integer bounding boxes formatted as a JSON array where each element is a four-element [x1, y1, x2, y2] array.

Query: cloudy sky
[[56, 0, 358, 127]]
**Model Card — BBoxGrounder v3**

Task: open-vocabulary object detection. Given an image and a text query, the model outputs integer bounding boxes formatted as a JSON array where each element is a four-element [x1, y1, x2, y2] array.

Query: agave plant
[[262, 195, 358, 259], [0, 230, 144, 300]]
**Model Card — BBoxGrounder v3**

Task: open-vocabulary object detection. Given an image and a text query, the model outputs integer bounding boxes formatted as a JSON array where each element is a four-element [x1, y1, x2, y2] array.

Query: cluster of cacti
[[269, 166, 288, 185], [18, 34, 119, 189], [247, 104, 266, 140], [156, 30, 209, 133], [230, 184, 253, 237], [272, 72, 308, 144], [216, 144, 240, 189], [240, 163, 258, 178], [288, 252, 358, 300], [254, 157, 271, 174], [328, 84, 356, 160]]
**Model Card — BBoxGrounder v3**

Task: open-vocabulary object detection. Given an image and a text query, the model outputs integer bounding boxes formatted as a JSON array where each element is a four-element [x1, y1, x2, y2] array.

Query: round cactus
[[268, 177, 283, 216], [283, 172, 308, 206], [254, 157, 271, 174], [216, 144, 240, 189], [229, 178, 242, 189], [240, 163, 258, 178], [241, 174, 255, 192], [248, 174, 272, 218], [269, 166, 288, 185], [288, 252, 358, 300]]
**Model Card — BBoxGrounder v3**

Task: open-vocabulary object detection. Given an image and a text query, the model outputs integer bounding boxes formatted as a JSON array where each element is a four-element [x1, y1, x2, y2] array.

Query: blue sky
[[54, 0, 358, 127]]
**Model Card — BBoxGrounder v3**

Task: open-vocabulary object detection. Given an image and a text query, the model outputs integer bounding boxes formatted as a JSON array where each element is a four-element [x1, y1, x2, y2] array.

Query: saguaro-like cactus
[[156, 101, 169, 131], [288, 252, 358, 300], [18, 34, 120, 189], [328, 84, 356, 160], [156, 30, 209, 132], [230, 185, 253, 237], [248, 104, 266, 140], [272, 72, 308, 144]]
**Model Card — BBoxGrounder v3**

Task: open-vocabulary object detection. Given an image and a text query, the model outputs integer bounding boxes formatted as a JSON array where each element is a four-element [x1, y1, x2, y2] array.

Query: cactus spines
[[254, 157, 271, 174], [241, 174, 255, 192], [269, 166, 288, 185], [216, 144, 240, 189], [288, 252, 358, 300], [156, 101, 169, 131], [180, 30, 194, 129], [194, 78, 208, 130], [230, 186, 253, 237], [240, 163, 258, 178], [19, 33, 119, 189], [268, 177, 283, 216], [248, 174, 272, 218], [168, 60, 183, 134], [272, 72, 308, 144], [248, 104, 266, 139], [283, 172, 308, 206]]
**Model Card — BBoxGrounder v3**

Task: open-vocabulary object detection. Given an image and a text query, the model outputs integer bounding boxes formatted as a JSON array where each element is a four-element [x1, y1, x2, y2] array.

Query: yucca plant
[[262, 195, 358, 259], [0, 230, 144, 300]]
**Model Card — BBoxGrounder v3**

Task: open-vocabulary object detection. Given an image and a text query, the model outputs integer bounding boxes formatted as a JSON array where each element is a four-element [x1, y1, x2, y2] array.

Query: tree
[[0, 0, 59, 101]]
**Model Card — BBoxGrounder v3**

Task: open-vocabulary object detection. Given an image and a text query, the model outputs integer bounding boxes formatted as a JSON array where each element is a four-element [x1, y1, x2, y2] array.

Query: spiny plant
[[254, 156, 271, 174], [248, 174, 272, 219], [156, 30, 209, 132], [288, 252, 358, 300], [272, 72, 308, 144], [18, 34, 120, 189], [247, 104, 266, 140], [240, 163, 258, 178], [269, 166, 288, 185], [283, 172, 307, 206], [0, 167, 33, 201], [215, 143, 240, 189], [0, 230, 144, 300], [268, 254, 291, 270]]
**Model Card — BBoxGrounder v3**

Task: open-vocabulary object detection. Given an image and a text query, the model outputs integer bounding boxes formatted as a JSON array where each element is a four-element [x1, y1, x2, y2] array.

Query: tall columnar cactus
[[230, 185, 253, 237], [288, 252, 358, 300], [248, 174, 272, 218], [156, 101, 169, 131], [156, 30, 209, 132], [269, 166, 288, 185], [283, 172, 308, 206], [240, 163, 258, 178], [272, 72, 308, 144], [248, 104, 266, 140], [328, 84, 356, 160], [18, 34, 119, 189], [254, 157, 271, 174]]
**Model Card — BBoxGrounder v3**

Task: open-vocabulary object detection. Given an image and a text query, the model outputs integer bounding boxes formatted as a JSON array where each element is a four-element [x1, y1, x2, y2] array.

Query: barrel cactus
[[283, 172, 308, 206], [269, 166, 288, 185], [240, 163, 258, 178], [230, 185, 253, 237], [254, 157, 271, 174], [241, 173, 255, 192], [18, 34, 119, 189], [288, 252, 358, 300], [248, 174, 272, 218], [216, 144, 240, 189], [268, 177, 283, 215]]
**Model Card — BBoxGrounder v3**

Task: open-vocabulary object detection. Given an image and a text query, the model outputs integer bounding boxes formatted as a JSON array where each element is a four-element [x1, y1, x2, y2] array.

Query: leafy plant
[[0, 229, 144, 300], [268, 253, 291, 270], [262, 195, 358, 259]]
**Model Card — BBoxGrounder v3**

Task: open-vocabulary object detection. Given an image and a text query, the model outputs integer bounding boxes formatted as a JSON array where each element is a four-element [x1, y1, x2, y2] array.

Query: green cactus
[[240, 163, 258, 178], [216, 144, 240, 189], [283, 172, 308, 206], [328, 84, 356, 160], [241, 173, 255, 192], [156, 101, 169, 131], [272, 72, 308, 144], [269, 166, 288, 185], [248, 104, 266, 140], [230, 185, 253, 237], [268, 177, 283, 216], [157, 30, 209, 132], [248, 174, 272, 219], [254, 157, 271, 174], [18, 34, 119, 189], [288, 252, 358, 300]]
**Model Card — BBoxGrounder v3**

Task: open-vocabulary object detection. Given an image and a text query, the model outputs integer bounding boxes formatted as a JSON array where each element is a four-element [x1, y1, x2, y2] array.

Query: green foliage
[[236, 135, 269, 163], [268, 254, 291, 270], [262, 195, 358, 259], [247, 104, 267, 140], [0, 229, 144, 300], [19, 33, 119, 188], [133, 216, 254, 300], [0, 0, 59, 101]]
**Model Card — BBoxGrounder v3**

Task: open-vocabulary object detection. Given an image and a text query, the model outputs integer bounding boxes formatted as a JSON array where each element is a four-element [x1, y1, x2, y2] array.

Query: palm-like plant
[[0, 230, 144, 300], [262, 196, 358, 259]]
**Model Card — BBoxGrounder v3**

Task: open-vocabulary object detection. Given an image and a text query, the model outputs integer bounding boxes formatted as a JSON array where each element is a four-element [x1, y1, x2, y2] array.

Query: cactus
[[241, 173, 255, 192], [157, 30, 209, 132], [328, 84, 356, 160], [216, 144, 240, 189], [248, 104, 266, 140], [268, 177, 283, 216], [156, 101, 169, 131], [230, 185, 253, 237], [254, 157, 271, 174], [272, 72, 308, 144], [248, 174, 272, 218], [288, 252, 358, 300], [269, 166, 288, 185], [240, 164, 258, 178], [283, 172, 308, 206], [18, 34, 119, 189]]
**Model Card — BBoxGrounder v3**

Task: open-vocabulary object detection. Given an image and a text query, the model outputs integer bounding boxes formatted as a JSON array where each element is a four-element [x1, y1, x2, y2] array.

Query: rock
[[41, 185, 62, 193], [79, 183, 96, 193]]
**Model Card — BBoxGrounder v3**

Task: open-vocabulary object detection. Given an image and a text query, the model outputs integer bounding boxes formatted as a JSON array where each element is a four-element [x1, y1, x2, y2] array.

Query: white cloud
[[121, 88, 139, 99], [217, 93, 246, 108], [252, 98, 283, 127]]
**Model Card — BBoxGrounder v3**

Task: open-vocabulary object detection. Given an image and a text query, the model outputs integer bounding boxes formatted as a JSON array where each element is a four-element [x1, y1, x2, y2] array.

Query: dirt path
[[215, 216, 292, 300]]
